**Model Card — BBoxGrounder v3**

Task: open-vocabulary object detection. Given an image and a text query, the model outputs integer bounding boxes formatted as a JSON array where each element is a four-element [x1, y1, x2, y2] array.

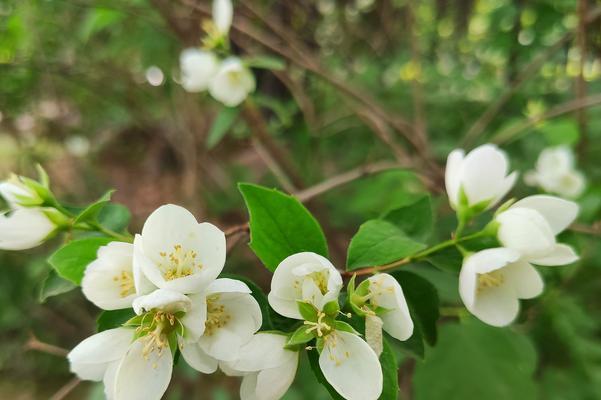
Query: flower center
[[113, 270, 135, 298], [303, 311, 332, 338], [477, 270, 505, 291], [323, 333, 351, 366], [158, 244, 202, 281], [204, 295, 231, 336], [308, 271, 329, 294], [136, 311, 180, 360]]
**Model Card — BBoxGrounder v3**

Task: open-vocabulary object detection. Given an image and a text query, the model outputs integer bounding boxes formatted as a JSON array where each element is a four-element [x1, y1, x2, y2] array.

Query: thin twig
[[570, 221, 601, 236], [491, 93, 601, 144], [25, 334, 69, 357], [575, 0, 589, 159], [462, 5, 601, 146], [49, 378, 81, 400]]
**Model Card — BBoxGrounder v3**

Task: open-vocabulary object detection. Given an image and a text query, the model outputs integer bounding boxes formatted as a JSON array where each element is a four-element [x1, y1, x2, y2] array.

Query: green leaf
[[379, 338, 399, 400], [49, 237, 114, 285], [97, 203, 131, 233], [539, 119, 580, 146], [298, 301, 318, 322], [392, 271, 439, 346], [97, 309, 137, 332], [238, 183, 329, 271], [287, 325, 314, 347], [244, 55, 286, 70], [207, 107, 240, 149], [334, 320, 359, 335], [307, 349, 345, 400], [38, 269, 76, 303], [322, 300, 340, 316], [396, 325, 425, 359], [425, 246, 463, 273], [383, 195, 434, 241], [413, 320, 538, 400], [74, 190, 114, 225], [346, 219, 426, 270]]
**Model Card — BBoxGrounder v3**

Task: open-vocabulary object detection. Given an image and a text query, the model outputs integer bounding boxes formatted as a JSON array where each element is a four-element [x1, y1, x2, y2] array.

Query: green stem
[[75, 222, 133, 243]]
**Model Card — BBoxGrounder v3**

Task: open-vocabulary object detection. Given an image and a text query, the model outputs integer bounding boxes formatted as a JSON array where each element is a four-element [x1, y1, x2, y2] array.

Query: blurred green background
[[1, 0, 601, 399]]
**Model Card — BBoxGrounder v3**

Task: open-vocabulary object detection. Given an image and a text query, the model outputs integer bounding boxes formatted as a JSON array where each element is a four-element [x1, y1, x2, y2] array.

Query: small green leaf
[[298, 301, 318, 322], [38, 270, 76, 303], [287, 325, 315, 348], [323, 300, 340, 316], [379, 338, 400, 400], [97, 309, 137, 332], [49, 237, 114, 285], [244, 55, 286, 70], [97, 203, 131, 233], [383, 195, 434, 241], [74, 190, 114, 225], [392, 271, 439, 346], [207, 107, 240, 149], [238, 183, 329, 271], [307, 349, 345, 400], [347, 219, 426, 270], [96, 308, 136, 336], [334, 321, 359, 335]]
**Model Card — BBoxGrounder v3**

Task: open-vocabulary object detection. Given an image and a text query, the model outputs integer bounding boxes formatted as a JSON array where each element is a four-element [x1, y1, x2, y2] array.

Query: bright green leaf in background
[[74, 190, 115, 225], [206, 107, 240, 149], [346, 219, 426, 270], [97, 203, 132, 233], [539, 119, 580, 146], [38, 269, 76, 303], [48, 237, 113, 285], [238, 183, 329, 271], [383, 195, 434, 241], [413, 320, 538, 400]]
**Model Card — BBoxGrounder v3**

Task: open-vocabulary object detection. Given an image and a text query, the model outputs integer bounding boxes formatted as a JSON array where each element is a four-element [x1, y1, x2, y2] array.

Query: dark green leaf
[[347, 219, 426, 270], [97, 309, 136, 332], [383, 195, 434, 241], [49, 237, 114, 285], [74, 190, 114, 224], [379, 338, 399, 400], [392, 271, 439, 346], [238, 183, 329, 271], [395, 325, 425, 359], [207, 107, 240, 149], [425, 246, 463, 273], [413, 320, 538, 400], [97, 203, 131, 233], [38, 269, 76, 303]]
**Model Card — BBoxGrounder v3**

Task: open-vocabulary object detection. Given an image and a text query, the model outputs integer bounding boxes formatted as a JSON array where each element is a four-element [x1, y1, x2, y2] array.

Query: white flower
[[319, 330, 383, 400], [365, 273, 413, 341], [82, 242, 142, 310], [0, 208, 55, 250], [72, 288, 206, 400], [0, 174, 43, 207], [179, 48, 219, 93], [208, 57, 255, 107], [496, 195, 579, 266], [459, 248, 543, 326], [227, 333, 299, 400], [445, 144, 517, 211], [268, 252, 343, 320], [213, 0, 233, 36], [134, 204, 226, 294], [524, 146, 585, 198], [181, 278, 262, 372]]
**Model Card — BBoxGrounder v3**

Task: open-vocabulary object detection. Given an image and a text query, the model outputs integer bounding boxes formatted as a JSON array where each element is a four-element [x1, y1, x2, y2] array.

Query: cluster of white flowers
[[446, 144, 580, 327], [68, 207, 414, 400], [524, 145, 586, 199], [179, 0, 255, 107], [0, 173, 59, 250], [69, 204, 271, 399]]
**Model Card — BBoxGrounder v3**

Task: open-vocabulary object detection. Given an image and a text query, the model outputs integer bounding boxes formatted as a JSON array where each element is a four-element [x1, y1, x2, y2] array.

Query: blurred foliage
[[0, 0, 600, 399]]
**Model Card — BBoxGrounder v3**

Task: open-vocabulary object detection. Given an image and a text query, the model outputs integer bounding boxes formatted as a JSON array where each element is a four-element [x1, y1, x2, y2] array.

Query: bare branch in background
[[24, 334, 69, 357], [462, 5, 601, 146], [49, 378, 81, 400], [575, 0, 589, 160]]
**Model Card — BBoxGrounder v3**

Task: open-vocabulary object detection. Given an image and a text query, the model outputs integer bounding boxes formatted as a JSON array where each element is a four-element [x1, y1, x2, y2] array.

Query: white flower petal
[[254, 356, 299, 400], [180, 294, 207, 342], [319, 331, 383, 400], [461, 144, 511, 206], [213, 0, 233, 35], [208, 58, 255, 107], [180, 340, 218, 374], [81, 242, 137, 310], [470, 284, 519, 327], [68, 328, 133, 381], [496, 208, 556, 257], [367, 273, 413, 341], [503, 260, 544, 299], [530, 243, 579, 266], [0, 208, 55, 250], [103, 361, 119, 400], [510, 195, 579, 234], [132, 289, 191, 315], [232, 333, 291, 372], [445, 149, 465, 208], [240, 373, 259, 400], [206, 278, 252, 295], [132, 234, 156, 295], [179, 49, 219, 93], [114, 339, 173, 400]]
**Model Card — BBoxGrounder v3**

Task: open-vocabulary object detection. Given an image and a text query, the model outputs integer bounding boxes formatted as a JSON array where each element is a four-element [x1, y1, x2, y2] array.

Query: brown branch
[[492, 93, 601, 144], [570, 221, 601, 236], [462, 5, 601, 146], [49, 378, 81, 400], [25, 334, 69, 357]]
